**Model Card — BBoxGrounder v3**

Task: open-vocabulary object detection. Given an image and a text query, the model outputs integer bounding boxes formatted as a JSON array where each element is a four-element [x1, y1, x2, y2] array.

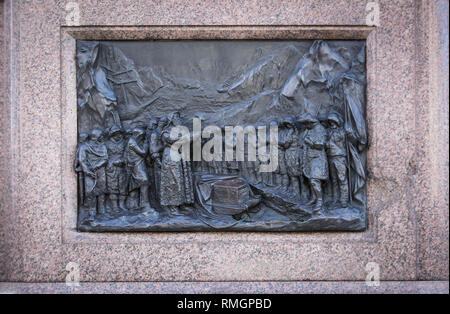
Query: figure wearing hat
[[106, 125, 127, 212], [326, 113, 349, 208], [126, 127, 150, 210], [299, 114, 329, 212], [146, 118, 160, 204], [160, 112, 194, 216], [153, 117, 169, 198], [81, 128, 108, 220]]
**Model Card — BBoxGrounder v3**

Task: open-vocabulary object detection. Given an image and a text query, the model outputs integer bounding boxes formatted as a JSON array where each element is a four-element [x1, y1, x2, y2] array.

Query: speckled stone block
[[0, 281, 448, 294], [0, 0, 448, 291]]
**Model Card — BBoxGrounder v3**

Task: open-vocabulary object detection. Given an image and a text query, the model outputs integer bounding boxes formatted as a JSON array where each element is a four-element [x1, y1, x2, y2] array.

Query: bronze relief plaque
[[75, 40, 367, 231]]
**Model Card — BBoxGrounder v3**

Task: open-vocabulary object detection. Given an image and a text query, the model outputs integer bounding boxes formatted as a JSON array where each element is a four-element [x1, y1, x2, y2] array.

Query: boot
[[339, 182, 349, 208], [87, 209, 96, 222], [119, 196, 127, 211], [97, 195, 106, 215], [168, 206, 183, 217], [311, 180, 323, 213], [314, 197, 323, 212], [109, 195, 120, 213]]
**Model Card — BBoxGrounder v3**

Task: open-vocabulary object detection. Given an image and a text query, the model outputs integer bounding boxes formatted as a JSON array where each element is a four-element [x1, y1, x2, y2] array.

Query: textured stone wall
[[0, 0, 447, 289]]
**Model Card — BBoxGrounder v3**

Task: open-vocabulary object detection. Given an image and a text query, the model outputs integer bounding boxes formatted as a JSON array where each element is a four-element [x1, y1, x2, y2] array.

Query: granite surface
[[0, 0, 448, 289], [1, 281, 448, 294]]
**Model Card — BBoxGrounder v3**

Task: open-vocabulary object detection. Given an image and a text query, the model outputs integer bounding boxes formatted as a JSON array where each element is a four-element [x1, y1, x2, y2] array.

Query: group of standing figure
[[274, 112, 351, 212], [195, 111, 351, 213], [294, 112, 350, 212], [194, 112, 353, 211], [74, 111, 194, 221], [75, 109, 352, 221]]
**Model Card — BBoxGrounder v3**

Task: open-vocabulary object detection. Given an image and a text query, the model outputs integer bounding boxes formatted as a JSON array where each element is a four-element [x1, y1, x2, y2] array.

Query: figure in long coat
[[160, 112, 194, 216], [106, 125, 127, 212], [80, 128, 108, 220], [326, 113, 349, 208], [126, 127, 150, 210], [300, 114, 329, 212], [147, 118, 161, 203]]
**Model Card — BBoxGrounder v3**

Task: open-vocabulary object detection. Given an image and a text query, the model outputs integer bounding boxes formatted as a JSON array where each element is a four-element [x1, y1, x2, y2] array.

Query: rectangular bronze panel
[[75, 40, 367, 231]]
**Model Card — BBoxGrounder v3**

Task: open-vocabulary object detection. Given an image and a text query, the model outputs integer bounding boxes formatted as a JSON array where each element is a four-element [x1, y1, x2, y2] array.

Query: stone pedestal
[[0, 0, 448, 293]]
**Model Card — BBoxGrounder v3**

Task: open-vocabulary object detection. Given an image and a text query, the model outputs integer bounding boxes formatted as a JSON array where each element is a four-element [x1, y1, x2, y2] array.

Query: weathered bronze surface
[[75, 40, 367, 231]]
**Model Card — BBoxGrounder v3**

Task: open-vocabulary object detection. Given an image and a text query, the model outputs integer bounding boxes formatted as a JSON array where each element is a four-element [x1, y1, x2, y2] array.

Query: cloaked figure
[[80, 128, 108, 220], [76, 41, 117, 127], [106, 125, 127, 212], [76, 41, 157, 132], [160, 112, 194, 216], [146, 118, 160, 203], [152, 116, 169, 202], [126, 127, 150, 210], [300, 114, 328, 212], [326, 113, 349, 208]]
